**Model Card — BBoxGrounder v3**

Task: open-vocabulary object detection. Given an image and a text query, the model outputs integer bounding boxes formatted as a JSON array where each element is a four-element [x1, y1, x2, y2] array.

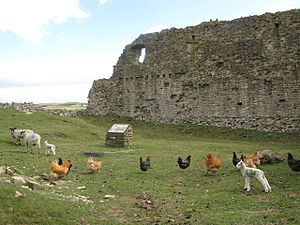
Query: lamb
[[236, 160, 271, 192], [23, 132, 41, 154], [45, 141, 56, 155], [9, 128, 34, 145]]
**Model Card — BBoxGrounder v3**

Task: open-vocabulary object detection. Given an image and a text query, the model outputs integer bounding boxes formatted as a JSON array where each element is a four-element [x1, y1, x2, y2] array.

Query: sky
[[0, 0, 299, 103]]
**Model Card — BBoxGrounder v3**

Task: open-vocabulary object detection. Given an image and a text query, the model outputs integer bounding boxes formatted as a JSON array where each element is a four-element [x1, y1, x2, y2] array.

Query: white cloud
[[262, 0, 300, 13], [0, 52, 116, 85], [0, 0, 89, 43], [0, 83, 91, 103], [0, 51, 118, 103], [98, 0, 109, 6]]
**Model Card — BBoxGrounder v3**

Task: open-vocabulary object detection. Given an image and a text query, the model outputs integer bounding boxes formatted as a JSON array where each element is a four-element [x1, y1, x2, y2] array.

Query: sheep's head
[[236, 160, 244, 170], [9, 127, 16, 134]]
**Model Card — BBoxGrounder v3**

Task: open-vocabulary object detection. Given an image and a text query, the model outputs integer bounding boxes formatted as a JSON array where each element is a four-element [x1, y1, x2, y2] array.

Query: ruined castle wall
[[86, 10, 300, 131]]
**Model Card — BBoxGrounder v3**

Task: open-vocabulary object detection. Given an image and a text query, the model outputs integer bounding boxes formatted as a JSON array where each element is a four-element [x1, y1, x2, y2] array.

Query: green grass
[[0, 108, 299, 225]]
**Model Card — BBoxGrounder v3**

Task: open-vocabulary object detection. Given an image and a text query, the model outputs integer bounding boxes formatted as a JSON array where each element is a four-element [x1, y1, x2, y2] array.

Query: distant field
[[39, 102, 87, 111], [0, 108, 299, 225]]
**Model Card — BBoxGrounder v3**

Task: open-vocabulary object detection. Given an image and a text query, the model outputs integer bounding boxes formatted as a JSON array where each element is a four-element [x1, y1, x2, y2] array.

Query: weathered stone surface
[[6, 167, 15, 176], [10, 176, 27, 185], [0, 166, 6, 176], [258, 150, 285, 163], [85, 10, 300, 131], [0, 177, 5, 184], [105, 124, 133, 147], [26, 180, 43, 190]]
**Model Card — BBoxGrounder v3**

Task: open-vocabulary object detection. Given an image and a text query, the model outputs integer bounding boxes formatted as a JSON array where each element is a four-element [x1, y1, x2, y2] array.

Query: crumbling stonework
[[86, 10, 300, 131]]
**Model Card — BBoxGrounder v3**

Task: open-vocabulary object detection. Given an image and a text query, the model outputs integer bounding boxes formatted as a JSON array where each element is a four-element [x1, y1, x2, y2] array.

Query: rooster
[[232, 152, 240, 166], [177, 155, 191, 169], [204, 153, 221, 175], [87, 157, 102, 173], [241, 154, 256, 168], [287, 153, 300, 172], [50, 158, 72, 180], [140, 156, 151, 172], [252, 151, 261, 167]]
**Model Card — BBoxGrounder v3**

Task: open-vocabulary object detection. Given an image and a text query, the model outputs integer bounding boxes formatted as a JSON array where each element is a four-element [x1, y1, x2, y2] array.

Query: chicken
[[241, 154, 256, 168], [87, 157, 102, 173], [140, 156, 151, 172], [50, 158, 72, 180], [252, 151, 261, 167], [232, 152, 240, 166], [177, 155, 191, 169], [287, 153, 300, 172], [204, 153, 221, 175]]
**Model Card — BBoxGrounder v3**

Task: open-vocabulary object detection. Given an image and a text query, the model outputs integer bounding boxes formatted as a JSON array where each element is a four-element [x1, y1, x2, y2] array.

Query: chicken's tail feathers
[[58, 157, 63, 165]]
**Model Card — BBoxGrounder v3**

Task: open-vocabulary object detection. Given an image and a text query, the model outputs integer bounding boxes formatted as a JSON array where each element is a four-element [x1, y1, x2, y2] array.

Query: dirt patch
[[135, 191, 157, 210]]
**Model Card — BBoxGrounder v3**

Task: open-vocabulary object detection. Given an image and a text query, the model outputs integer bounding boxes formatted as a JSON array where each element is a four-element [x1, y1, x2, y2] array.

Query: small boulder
[[0, 166, 6, 176], [13, 191, 23, 198], [6, 167, 15, 176], [258, 150, 285, 164], [26, 180, 43, 190], [10, 176, 27, 185]]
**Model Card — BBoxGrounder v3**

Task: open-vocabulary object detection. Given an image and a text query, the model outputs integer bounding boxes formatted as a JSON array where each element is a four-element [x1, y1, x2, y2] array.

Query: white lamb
[[9, 128, 34, 145], [236, 159, 271, 192], [23, 132, 41, 154], [44, 141, 56, 155]]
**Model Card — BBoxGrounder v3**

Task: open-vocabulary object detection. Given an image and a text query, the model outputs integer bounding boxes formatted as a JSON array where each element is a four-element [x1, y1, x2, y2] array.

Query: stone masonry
[[85, 10, 300, 131]]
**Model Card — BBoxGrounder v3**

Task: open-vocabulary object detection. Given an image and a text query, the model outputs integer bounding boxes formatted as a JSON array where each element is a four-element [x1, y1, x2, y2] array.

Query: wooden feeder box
[[105, 124, 132, 147]]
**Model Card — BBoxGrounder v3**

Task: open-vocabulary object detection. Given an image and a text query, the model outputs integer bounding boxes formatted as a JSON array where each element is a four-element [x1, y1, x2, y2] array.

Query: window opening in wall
[[139, 47, 146, 63], [237, 102, 243, 106]]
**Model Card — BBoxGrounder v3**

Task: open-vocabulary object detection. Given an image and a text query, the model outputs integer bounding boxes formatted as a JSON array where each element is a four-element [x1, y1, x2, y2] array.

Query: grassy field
[[0, 108, 299, 225]]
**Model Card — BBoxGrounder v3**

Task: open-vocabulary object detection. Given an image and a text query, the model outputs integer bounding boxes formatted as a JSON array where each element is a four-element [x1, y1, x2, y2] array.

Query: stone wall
[[85, 10, 300, 131]]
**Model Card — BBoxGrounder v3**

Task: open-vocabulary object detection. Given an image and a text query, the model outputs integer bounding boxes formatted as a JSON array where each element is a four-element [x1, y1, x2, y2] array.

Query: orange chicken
[[252, 151, 261, 167], [241, 154, 256, 168], [87, 157, 102, 173], [204, 153, 221, 175], [50, 158, 72, 180]]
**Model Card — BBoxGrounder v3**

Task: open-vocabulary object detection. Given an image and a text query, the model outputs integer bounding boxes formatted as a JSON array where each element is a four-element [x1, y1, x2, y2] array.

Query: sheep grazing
[[9, 128, 34, 145], [45, 141, 56, 155], [236, 160, 271, 193], [23, 132, 41, 154]]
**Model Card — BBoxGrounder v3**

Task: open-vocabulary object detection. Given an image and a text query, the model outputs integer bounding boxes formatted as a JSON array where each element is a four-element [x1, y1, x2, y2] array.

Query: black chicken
[[177, 155, 191, 169], [140, 156, 151, 172], [232, 152, 240, 166], [287, 153, 300, 172]]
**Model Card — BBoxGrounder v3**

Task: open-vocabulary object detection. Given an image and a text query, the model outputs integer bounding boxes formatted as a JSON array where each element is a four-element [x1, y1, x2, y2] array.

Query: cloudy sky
[[0, 0, 299, 103]]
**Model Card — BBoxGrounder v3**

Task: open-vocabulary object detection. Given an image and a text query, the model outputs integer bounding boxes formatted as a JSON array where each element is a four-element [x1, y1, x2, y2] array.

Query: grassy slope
[[0, 108, 299, 225]]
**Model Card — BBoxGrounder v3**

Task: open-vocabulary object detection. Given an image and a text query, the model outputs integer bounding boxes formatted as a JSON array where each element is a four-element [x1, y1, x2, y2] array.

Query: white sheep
[[9, 128, 34, 145], [23, 132, 41, 154], [236, 160, 271, 192], [44, 141, 56, 155]]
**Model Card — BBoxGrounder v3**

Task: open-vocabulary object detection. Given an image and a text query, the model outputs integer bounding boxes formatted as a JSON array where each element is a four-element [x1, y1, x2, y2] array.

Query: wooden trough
[[105, 124, 132, 147]]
